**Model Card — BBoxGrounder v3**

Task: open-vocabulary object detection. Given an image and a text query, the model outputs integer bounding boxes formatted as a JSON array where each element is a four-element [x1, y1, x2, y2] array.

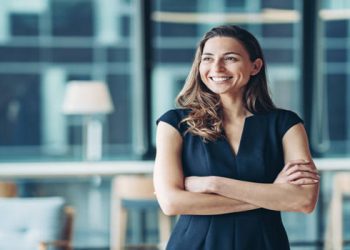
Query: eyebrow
[[202, 52, 242, 56]]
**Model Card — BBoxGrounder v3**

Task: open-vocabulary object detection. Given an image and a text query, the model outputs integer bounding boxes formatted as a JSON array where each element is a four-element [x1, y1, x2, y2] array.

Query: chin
[[208, 86, 233, 94]]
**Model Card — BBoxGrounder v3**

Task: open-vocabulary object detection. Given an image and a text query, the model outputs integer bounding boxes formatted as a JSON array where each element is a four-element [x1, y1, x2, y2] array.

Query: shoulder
[[257, 108, 303, 123], [156, 108, 191, 135], [257, 108, 301, 120], [256, 108, 304, 139], [156, 108, 191, 124]]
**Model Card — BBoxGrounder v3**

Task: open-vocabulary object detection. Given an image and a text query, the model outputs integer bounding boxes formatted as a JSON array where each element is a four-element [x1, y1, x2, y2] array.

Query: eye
[[201, 56, 213, 62], [225, 56, 238, 62]]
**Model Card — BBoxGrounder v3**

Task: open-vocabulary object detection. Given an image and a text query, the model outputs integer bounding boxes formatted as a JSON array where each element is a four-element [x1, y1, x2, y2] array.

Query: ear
[[251, 58, 263, 76]]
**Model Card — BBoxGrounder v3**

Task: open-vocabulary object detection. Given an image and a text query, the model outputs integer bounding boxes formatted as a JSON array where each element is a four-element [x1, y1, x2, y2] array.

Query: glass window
[[50, 48, 93, 63], [51, 0, 94, 37], [0, 0, 145, 161], [311, 1, 350, 157], [10, 14, 39, 36], [0, 46, 40, 62], [0, 74, 40, 147]]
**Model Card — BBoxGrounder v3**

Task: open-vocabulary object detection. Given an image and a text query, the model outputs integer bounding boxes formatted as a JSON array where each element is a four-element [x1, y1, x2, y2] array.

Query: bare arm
[[153, 121, 258, 216], [186, 123, 319, 213]]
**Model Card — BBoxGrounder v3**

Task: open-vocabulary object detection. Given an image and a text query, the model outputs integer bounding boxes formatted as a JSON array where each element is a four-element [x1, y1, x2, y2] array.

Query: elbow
[[300, 201, 316, 214], [289, 184, 319, 214], [157, 193, 183, 216], [290, 200, 315, 214], [296, 191, 318, 214], [160, 203, 179, 216], [303, 206, 315, 214], [158, 199, 176, 216]]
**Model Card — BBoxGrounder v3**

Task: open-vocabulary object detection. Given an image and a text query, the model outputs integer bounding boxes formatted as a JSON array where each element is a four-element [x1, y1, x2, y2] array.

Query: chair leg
[[111, 200, 128, 250], [117, 207, 128, 250], [325, 174, 350, 250], [158, 211, 171, 249], [38, 242, 47, 250]]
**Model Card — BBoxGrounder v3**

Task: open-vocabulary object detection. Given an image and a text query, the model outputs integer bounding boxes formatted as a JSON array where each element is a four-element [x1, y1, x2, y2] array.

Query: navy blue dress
[[156, 108, 303, 250]]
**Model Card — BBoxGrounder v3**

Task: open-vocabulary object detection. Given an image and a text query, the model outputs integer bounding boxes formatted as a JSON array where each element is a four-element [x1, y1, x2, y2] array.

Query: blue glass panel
[[10, 14, 39, 36], [326, 49, 347, 62], [107, 47, 130, 62], [0, 46, 40, 62], [264, 49, 294, 63], [51, 0, 94, 37], [262, 24, 294, 37], [327, 74, 347, 141], [107, 75, 132, 144], [325, 20, 348, 38], [155, 48, 196, 63], [0, 74, 40, 145], [50, 48, 93, 63]]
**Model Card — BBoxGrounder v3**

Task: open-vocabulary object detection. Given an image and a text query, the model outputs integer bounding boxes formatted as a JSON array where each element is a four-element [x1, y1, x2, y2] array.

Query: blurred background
[[0, 0, 350, 249]]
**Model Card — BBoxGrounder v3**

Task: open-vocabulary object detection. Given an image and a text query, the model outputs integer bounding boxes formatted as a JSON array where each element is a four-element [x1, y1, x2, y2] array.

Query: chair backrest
[[0, 182, 17, 197], [110, 175, 172, 250], [324, 173, 350, 250], [63, 206, 75, 243], [113, 175, 156, 200], [0, 197, 70, 250]]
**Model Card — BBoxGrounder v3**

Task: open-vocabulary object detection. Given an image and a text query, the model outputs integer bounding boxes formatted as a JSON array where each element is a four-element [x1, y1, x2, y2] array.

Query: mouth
[[209, 76, 233, 82]]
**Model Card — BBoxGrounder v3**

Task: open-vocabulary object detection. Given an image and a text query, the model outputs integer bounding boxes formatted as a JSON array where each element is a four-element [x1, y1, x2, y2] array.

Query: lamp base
[[85, 117, 103, 161]]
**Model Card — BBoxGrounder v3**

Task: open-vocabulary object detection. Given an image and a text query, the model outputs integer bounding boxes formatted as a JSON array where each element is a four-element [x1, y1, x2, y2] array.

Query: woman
[[154, 25, 319, 250]]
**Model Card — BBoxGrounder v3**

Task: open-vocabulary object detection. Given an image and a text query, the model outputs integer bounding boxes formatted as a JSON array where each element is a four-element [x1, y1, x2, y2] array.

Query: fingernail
[[314, 180, 319, 182]]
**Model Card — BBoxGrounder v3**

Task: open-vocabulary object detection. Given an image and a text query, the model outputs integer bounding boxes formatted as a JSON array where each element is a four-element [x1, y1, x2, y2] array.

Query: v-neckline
[[223, 115, 254, 158]]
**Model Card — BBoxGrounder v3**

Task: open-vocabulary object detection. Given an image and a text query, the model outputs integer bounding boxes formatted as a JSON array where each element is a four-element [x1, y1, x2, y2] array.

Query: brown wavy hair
[[176, 25, 276, 141]]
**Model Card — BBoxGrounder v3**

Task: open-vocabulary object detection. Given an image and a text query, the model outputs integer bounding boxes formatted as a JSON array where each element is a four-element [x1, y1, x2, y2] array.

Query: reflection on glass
[[316, 1, 350, 156], [0, 0, 139, 160]]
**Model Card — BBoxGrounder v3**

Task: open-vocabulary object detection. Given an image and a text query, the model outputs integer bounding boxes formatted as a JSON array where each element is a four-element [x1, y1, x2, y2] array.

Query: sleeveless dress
[[156, 108, 303, 250]]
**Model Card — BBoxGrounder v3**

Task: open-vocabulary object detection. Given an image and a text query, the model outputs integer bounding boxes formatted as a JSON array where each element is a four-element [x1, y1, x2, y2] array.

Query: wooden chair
[[0, 182, 17, 197], [38, 206, 75, 250], [324, 173, 350, 250], [110, 175, 172, 250], [0, 197, 74, 250]]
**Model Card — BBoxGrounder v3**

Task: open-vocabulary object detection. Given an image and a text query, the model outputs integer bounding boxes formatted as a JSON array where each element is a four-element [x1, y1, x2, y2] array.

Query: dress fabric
[[156, 108, 303, 250]]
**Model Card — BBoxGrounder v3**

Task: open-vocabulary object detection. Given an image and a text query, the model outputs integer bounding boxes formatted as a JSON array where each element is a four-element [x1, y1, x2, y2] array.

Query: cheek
[[234, 66, 251, 78], [199, 64, 207, 81]]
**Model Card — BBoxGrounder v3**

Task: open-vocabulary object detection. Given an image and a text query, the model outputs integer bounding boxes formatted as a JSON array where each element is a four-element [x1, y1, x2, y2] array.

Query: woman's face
[[199, 36, 262, 96]]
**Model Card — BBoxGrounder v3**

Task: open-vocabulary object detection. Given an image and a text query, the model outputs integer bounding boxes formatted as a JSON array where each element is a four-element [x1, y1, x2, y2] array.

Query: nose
[[213, 59, 225, 71]]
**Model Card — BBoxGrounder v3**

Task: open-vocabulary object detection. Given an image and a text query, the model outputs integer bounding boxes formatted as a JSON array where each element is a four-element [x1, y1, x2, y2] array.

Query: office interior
[[0, 0, 349, 249]]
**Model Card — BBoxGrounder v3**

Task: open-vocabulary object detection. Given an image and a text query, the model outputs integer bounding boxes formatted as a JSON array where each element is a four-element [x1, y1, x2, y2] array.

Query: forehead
[[202, 36, 248, 56]]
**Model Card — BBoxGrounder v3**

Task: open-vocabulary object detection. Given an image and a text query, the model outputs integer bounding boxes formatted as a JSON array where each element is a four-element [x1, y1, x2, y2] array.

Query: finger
[[283, 160, 312, 172], [286, 165, 319, 176], [287, 170, 320, 181], [282, 161, 302, 171], [290, 178, 319, 185]]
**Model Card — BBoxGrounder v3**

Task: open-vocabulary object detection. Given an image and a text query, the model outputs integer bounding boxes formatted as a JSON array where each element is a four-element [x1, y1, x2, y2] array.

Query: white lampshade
[[62, 81, 114, 114]]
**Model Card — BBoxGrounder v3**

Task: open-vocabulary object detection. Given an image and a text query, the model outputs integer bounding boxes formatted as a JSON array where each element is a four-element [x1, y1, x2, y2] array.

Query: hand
[[184, 176, 212, 193], [274, 159, 319, 185]]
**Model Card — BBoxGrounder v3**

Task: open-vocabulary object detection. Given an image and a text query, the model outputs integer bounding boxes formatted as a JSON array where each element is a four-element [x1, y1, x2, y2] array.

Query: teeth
[[211, 77, 231, 82]]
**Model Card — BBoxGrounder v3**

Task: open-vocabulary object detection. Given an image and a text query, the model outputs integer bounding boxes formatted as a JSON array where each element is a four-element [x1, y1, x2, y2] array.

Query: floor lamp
[[62, 81, 114, 161]]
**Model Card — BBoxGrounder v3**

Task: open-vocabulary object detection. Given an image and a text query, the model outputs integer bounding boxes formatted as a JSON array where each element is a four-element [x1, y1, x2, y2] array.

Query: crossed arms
[[154, 122, 319, 216]]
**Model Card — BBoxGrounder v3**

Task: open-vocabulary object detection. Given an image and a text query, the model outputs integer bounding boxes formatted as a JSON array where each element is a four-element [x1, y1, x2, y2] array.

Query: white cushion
[[0, 197, 65, 250]]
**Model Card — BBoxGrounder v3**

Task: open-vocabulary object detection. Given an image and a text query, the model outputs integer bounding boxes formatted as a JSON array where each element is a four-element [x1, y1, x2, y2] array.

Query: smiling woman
[[154, 25, 319, 250], [199, 36, 262, 97]]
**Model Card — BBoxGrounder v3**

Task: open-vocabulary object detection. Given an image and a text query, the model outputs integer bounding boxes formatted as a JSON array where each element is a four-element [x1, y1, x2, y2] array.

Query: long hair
[[176, 25, 276, 141]]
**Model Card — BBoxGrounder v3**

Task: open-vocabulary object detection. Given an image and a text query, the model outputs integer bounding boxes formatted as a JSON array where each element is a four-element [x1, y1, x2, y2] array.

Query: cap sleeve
[[277, 110, 304, 139], [156, 109, 187, 135]]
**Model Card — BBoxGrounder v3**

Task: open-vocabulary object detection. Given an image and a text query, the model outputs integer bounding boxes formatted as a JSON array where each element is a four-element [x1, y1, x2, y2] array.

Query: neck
[[220, 94, 251, 121]]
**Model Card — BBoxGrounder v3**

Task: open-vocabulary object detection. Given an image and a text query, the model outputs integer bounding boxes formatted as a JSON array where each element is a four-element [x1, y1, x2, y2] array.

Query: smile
[[209, 76, 233, 82]]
